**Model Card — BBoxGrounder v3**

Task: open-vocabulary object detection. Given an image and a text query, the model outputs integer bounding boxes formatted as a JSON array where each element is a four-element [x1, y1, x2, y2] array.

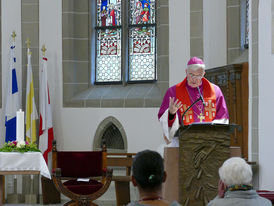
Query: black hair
[[132, 150, 164, 190]]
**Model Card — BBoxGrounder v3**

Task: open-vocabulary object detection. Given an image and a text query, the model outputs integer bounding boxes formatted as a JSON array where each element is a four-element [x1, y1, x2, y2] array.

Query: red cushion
[[257, 190, 274, 203], [63, 179, 103, 195], [57, 151, 103, 177]]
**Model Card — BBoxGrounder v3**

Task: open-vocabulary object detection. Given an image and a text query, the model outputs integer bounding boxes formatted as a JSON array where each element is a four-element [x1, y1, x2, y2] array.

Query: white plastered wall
[[169, 0, 190, 85], [258, 0, 274, 190], [203, 0, 227, 68]]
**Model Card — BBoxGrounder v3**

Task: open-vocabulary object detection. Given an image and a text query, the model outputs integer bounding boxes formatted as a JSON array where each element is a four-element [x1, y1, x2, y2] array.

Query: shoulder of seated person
[[170, 201, 182, 206], [139, 200, 171, 206]]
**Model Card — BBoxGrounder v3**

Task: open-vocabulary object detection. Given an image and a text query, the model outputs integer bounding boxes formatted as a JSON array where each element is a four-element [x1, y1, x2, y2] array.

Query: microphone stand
[[197, 86, 206, 106]]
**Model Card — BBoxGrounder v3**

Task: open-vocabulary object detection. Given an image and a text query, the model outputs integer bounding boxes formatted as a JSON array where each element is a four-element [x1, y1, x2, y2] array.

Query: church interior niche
[[101, 123, 124, 150]]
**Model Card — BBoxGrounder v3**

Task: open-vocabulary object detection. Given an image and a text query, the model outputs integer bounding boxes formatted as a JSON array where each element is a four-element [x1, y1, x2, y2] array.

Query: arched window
[[101, 123, 124, 150], [93, 116, 127, 153]]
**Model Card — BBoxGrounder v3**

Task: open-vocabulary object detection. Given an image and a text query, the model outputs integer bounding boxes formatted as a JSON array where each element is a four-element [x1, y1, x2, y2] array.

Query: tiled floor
[[3, 168, 138, 206], [3, 198, 117, 206], [3, 199, 119, 205], [3, 201, 116, 206], [3, 181, 139, 206], [3, 205, 63, 206]]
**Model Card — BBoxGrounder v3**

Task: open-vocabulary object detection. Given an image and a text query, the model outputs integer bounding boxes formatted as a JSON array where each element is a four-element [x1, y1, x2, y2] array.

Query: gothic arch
[[93, 116, 127, 153]]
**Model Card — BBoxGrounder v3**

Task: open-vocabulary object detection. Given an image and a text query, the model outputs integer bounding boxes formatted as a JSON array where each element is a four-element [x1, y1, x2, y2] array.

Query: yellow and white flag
[[25, 48, 38, 143]]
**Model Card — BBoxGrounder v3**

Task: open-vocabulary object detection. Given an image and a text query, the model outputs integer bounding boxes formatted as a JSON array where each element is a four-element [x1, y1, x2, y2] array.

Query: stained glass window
[[129, 27, 156, 80], [96, 0, 122, 83], [97, 0, 121, 27], [96, 29, 121, 82], [128, 0, 156, 81], [244, 0, 249, 49], [129, 0, 156, 25], [240, 0, 249, 50], [95, 0, 157, 83]]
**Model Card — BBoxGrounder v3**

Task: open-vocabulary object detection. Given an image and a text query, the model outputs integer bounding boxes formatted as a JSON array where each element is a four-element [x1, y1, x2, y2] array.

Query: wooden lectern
[[164, 123, 237, 206]]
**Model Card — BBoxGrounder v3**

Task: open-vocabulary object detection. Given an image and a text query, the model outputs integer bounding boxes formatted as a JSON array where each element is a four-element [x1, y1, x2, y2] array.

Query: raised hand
[[218, 179, 226, 198], [169, 97, 182, 115]]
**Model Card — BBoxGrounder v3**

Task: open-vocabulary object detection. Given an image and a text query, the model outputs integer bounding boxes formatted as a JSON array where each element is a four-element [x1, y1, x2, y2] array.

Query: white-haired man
[[207, 157, 272, 206], [158, 57, 229, 146]]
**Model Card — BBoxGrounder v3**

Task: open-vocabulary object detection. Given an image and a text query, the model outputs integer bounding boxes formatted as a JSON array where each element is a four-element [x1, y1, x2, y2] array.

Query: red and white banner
[[39, 57, 54, 164]]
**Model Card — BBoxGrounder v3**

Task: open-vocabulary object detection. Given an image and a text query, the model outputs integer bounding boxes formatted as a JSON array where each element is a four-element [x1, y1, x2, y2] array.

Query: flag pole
[[25, 37, 38, 144], [25, 38, 32, 55], [39, 43, 54, 164], [11, 31, 16, 42], [24, 37, 38, 203], [6, 31, 19, 142], [7, 30, 21, 204], [41, 44, 46, 57]]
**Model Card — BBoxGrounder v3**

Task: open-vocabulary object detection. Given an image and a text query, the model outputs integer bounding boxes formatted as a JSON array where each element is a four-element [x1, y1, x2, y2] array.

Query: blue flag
[[5, 43, 20, 142]]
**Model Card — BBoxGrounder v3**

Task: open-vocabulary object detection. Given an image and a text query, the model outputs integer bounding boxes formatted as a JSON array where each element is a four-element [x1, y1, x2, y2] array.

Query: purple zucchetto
[[187, 57, 205, 70]]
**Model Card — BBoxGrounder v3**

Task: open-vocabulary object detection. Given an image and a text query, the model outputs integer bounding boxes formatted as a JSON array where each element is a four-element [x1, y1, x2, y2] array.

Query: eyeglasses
[[188, 73, 204, 79]]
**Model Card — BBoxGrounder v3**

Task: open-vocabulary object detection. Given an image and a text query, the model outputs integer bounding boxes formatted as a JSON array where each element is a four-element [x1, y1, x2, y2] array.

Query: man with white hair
[[158, 57, 229, 146], [207, 157, 272, 206]]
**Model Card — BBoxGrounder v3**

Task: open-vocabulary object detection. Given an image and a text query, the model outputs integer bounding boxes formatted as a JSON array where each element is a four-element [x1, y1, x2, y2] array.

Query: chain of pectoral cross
[[186, 87, 205, 122]]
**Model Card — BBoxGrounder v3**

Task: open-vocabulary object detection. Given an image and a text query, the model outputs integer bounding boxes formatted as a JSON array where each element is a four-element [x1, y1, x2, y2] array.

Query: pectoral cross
[[198, 112, 205, 122]]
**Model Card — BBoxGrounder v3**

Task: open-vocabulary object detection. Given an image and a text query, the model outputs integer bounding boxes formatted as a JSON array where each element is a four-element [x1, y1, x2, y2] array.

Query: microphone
[[197, 86, 206, 106], [181, 97, 202, 126]]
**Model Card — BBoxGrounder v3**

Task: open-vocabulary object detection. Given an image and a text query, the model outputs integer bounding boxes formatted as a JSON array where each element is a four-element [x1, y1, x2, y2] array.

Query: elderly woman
[[127, 150, 181, 206], [207, 157, 272, 206]]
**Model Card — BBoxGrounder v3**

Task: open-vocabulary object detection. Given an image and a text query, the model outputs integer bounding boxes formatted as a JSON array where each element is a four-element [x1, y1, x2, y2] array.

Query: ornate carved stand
[[177, 124, 234, 206]]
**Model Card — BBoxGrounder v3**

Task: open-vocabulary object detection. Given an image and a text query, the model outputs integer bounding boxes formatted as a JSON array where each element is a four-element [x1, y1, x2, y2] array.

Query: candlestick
[[16, 109, 24, 142]]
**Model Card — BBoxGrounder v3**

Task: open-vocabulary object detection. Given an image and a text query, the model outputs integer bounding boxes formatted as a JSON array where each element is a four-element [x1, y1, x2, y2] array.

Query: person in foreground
[[207, 157, 272, 206], [127, 150, 181, 206], [158, 57, 229, 147]]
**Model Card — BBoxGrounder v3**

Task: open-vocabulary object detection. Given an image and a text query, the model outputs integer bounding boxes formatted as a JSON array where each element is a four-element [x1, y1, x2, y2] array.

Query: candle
[[16, 109, 24, 142]]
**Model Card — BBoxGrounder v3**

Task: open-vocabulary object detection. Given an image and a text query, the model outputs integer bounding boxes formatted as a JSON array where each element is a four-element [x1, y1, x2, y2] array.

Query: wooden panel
[[241, 63, 249, 158], [205, 63, 249, 159], [107, 157, 133, 167], [107, 153, 136, 176], [0, 175, 4, 205], [115, 181, 130, 206], [41, 176, 61, 204], [112, 176, 131, 181], [0, 171, 40, 175], [107, 153, 136, 156], [163, 147, 179, 202], [106, 152, 136, 206]]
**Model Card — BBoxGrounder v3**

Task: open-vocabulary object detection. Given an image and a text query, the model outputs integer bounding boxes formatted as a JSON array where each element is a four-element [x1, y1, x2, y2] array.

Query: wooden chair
[[51, 141, 112, 206]]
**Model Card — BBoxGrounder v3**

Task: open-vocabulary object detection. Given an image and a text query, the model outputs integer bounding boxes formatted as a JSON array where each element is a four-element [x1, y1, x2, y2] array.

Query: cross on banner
[[181, 104, 193, 123], [205, 100, 216, 119]]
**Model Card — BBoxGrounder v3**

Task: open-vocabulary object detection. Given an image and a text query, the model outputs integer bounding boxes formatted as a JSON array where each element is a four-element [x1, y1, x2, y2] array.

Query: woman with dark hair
[[127, 150, 181, 206]]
